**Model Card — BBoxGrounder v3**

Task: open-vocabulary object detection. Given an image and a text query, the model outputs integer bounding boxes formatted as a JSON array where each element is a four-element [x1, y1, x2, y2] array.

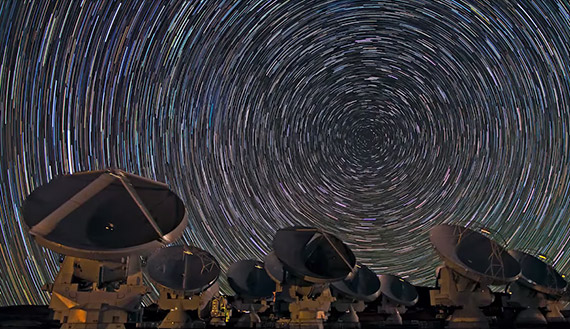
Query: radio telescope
[[331, 263, 381, 325], [227, 259, 276, 327], [23, 169, 187, 329], [146, 245, 221, 328], [266, 226, 357, 328], [429, 224, 520, 329], [506, 250, 568, 324], [378, 274, 418, 325]]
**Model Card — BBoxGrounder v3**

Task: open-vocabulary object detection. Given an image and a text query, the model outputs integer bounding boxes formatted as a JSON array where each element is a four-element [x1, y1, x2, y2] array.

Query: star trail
[[1, 0, 570, 305]]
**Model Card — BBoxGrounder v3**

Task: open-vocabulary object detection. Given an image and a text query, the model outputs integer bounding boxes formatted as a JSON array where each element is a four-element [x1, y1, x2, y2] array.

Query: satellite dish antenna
[[429, 224, 521, 329], [264, 251, 314, 288], [264, 251, 287, 284], [332, 263, 381, 302], [22, 169, 187, 329], [506, 250, 568, 324], [377, 274, 418, 325], [509, 251, 567, 297], [331, 263, 381, 324], [147, 245, 220, 293], [146, 245, 221, 329], [379, 274, 418, 306], [270, 226, 357, 328], [273, 226, 356, 283], [228, 259, 276, 299], [23, 169, 187, 260], [228, 260, 276, 327]]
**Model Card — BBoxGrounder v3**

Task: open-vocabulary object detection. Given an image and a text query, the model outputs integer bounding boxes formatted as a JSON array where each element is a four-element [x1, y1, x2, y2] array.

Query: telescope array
[[22, 170, 568, 328]]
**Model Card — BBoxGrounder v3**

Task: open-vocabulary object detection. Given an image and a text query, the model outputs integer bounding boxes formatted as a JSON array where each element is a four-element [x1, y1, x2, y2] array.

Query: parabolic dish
[[508, 250, 567, 297], [378, 274, 418, 306], [264, 251, 286, 284], [228, 259, 276, 299], [331, 262, 381, 302], [430, 224, 520, 285], [273, 226, 356, 283], [146, 245, 220, 294], [22, 169, 187, 260]]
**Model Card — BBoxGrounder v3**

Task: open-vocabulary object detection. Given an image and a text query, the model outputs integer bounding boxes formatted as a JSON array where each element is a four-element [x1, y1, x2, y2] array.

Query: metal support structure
[[430, 266, 494, 329], [333, 299, 364, 324], [44, 256, 146, 329], [275, 284, 335, 329], [506, 281, 566, 324], [155, 283, 219, 328], [377, 296, 407, 325]]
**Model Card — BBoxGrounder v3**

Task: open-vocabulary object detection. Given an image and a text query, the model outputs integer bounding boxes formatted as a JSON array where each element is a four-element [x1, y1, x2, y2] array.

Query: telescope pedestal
[[507, 281, 547, 324], [235, 311, 261, 328], [545, 300, 566, 322], [378, 295, 406, 325], [430, 266, 493, 329], [45, 256, 146, 329], [156, 284, 218, 328], [334, 300, 364, 325], [508, 281, 566, 324], [232, 299, 268, 328], [339, 305, 360, 325], [276, 285, 335, 329], [515, 309, 547, 325], [159, 308, 194, 329]]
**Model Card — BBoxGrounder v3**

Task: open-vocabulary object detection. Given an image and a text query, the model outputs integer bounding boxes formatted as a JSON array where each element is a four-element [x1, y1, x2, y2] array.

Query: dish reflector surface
[[509, 250, 567, 296], [430, 224, 520, 285], [379, 274, 418, 306], [332, 262, 381, 302], [228, 259, 276, 299], [146, 245, 220, 294], [273, 227, 356, 283], [23, 169, 187, 260], [264, 251, 286, 283]]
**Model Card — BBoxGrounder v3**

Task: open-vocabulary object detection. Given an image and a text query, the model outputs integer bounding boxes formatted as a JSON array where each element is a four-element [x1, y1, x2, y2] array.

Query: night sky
[[1, 0, 570, 306]]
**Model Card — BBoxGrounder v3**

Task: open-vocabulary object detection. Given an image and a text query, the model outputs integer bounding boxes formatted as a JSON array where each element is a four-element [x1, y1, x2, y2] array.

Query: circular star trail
[[1, 0, 570, 305]]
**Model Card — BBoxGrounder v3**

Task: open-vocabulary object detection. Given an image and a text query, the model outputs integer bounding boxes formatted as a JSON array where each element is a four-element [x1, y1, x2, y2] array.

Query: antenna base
[[274, 284, 334, 328], [430, 266, 493, 329], [156, 283, 219, 328], [378, 295, 406, 325], [46, 256, 146, 329], [506, 281, 567, 324]]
